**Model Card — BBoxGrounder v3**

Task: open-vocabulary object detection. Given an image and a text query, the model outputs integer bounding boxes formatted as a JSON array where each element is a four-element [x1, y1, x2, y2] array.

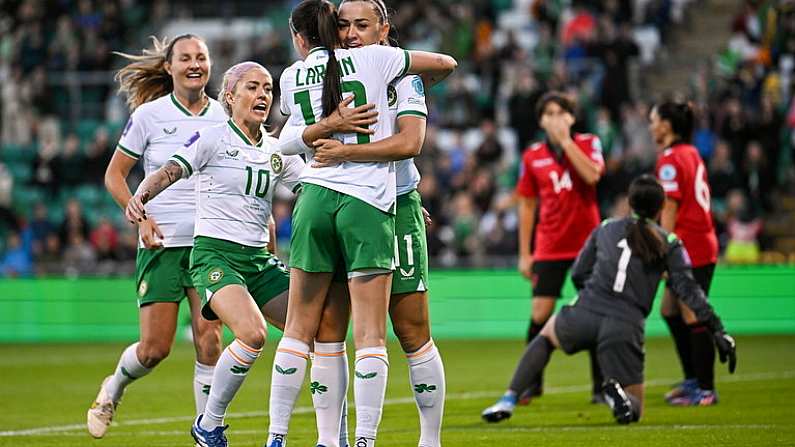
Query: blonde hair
[[113, 34, 206, 111], [218, 61, 270, 116]]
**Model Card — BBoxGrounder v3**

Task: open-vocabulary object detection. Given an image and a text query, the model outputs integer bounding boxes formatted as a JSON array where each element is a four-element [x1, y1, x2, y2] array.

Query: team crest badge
[[138, 280, 148, 297], [387, 85, 397, 107], [271, 153, 283, 173], [208, 268, 224, 283]]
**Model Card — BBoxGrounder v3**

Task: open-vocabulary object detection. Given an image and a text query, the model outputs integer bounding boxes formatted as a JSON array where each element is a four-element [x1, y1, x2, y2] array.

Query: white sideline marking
[[2, 370, 793, 437]]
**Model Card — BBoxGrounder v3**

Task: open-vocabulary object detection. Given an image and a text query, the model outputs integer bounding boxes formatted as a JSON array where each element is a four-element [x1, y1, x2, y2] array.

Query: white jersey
[[279, 45, 410, 213], [169, 120, 304, 248], [117, 93, 227, 247], [390, 75, 427, 196]]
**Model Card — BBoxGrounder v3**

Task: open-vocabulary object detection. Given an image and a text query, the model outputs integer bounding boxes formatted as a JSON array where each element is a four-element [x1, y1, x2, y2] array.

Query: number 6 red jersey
[[655, 143, 718, 266], [515, 134, 603, 261]]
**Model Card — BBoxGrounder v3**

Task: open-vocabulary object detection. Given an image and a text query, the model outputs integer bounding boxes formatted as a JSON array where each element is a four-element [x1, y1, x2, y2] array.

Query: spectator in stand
[[0, 231, 33, 277], [85, 128, 113, 184], [57, 134, 85, 188], [29, 202, 54, 259], [741, 141, 773, 213], [63, 232, 96, 275], [59, 199, 91, 247], [708, 140, 741, 208]]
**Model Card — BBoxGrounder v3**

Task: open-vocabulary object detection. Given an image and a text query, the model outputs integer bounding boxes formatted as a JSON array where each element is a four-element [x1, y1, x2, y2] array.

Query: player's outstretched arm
[[406, 50, 458, 84]]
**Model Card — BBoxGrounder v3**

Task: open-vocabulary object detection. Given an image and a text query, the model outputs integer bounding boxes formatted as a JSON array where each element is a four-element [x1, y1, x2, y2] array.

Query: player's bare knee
[[235, 321, 267, 350], [354, 333, 386, 350], [392, 320, 429, 353], [138, 340, 171, 367]]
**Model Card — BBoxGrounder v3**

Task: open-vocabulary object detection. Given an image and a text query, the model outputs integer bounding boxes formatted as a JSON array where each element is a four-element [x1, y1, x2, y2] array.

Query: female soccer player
[[481, 175, 737, 424], [89, 34, 227, 438], [124, 61, 304, 446], [650, 101, 722, 405], [278, 2, 446, 445], [266, 2, 456, 446], [514, 92, 605, 402]]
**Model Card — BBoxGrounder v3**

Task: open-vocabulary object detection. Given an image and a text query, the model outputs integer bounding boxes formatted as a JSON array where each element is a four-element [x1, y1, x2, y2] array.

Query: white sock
[[311, 342, 348, 447], [354, 347, 389, 442], [340, 399, 350, 447], [199, 339, 261, 431], [407, 340, 446, 447], [105, 342, 151, 402], [194, 361, 215, 415], [267, 337, 310, 444]]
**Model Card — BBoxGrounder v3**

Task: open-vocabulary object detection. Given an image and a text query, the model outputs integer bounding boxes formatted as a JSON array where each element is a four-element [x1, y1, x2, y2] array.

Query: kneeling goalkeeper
[[482, 174, 737, 424]]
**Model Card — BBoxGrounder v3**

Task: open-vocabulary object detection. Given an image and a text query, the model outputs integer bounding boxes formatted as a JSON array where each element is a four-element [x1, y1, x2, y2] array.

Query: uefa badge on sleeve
[[137, 280, 148, 297], [208, 268, 224, 284], [271, 153, 283, 174]]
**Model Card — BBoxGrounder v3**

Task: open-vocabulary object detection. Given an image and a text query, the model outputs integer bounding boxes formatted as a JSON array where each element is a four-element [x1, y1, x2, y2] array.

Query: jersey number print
[[550, 170, 573, 194], [695, 164, 711, 213], [293, 80, 371, 144], [244, 166, 270, 198], [613, 238, 631, 293]]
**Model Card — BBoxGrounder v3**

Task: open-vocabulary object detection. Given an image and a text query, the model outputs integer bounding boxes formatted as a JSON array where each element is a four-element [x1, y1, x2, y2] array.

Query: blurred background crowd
[[1, 0, 794, 277]]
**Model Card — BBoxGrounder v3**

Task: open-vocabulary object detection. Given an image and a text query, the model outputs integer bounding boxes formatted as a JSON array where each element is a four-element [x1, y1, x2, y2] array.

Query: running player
[[266, 2, 456, 447], [277, 2, 446, 446], [650, 101, 721, 405], [515, 92, 605, 402], [124, 61, 303, 446], [89, 34, 226, 438], [482, 175, 737, 424]]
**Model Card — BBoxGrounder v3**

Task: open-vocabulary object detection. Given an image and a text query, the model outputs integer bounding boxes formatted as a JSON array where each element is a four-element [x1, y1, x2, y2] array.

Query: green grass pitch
[[1, 335, 793, 446]]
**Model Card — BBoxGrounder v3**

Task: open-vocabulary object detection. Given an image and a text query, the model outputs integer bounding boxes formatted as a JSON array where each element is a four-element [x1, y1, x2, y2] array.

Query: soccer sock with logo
[[354, 346, 389, 444], [193, 361, 214, 415], [689, 322, 716, 390], [267, 337, 310, 444], [406, 340, 445, 447], [664, 315, 695, 379], [199, 339, 261, 430], [105, 342, 152, 402], [311, 341, 348, 447], [508, 335, 554, 396]]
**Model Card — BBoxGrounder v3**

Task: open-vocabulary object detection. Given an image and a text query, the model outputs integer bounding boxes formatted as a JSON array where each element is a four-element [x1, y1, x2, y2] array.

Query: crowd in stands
[[1, 0, 793, 276]]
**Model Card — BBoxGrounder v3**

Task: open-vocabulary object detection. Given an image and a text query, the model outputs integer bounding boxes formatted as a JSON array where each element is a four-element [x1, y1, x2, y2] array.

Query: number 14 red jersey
[[655, 143, 718, 266], [515, 134, 603, 261]]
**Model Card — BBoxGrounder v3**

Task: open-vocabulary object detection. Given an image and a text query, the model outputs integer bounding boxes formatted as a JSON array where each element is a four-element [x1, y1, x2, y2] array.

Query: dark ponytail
[[290, 0, 342, 118], [652, 100, 696, 144], [627, 174, 666, 266]]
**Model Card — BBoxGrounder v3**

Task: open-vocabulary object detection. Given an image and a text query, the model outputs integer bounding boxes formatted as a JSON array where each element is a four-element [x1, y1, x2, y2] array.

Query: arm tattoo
[[139, 160, 184, 203]]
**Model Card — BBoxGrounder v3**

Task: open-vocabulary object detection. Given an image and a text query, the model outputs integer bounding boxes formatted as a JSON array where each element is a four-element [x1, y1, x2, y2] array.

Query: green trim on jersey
[[399, 49, 411, 78], [308, 47, 327, 57], [396, 110, 427, 119], [117, 144, 140, 159], [227, 119, 263, 147], [171, 154, 193, 176], [170, 93, 211, 117]]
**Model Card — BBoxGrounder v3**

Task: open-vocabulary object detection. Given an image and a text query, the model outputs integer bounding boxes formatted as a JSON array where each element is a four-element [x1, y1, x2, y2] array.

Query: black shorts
[[554, 305, 645, 386], [666, 263, 715, 295], [531, 259, 574, 298]]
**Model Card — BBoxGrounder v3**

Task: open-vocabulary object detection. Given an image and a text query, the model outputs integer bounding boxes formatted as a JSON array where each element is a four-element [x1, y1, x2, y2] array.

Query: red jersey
[[515, 134, 604, 261], [655, 143, 718, 266]]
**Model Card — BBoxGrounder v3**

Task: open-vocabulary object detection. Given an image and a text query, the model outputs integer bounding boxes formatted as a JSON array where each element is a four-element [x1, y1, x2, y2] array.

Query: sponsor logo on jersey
[[532, 158, 554, 168], [208, 268, 224, 283], [184, 131, 200, 147], [163, 127, 177, 135], [271, 153, 283, 173], [137, 280, 148, 297], [387, 85, 397, 107], [659, 163, 677, 181], [225, 149, 239, 158], [412, 76, 425, 96]]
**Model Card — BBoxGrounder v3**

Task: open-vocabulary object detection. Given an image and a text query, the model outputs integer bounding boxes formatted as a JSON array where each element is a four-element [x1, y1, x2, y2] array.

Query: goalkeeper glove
[[713, 331, 737, 374]]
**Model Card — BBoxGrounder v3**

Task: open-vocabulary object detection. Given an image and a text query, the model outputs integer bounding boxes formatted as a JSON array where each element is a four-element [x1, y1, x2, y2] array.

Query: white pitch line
[[2, 370, 793, 437]]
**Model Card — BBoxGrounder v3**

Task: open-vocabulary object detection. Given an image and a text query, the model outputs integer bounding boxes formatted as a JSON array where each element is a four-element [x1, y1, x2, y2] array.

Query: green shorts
[[392, 190, 429, 294], [135, 246, 194, 306], [290, 183, 395, 274], [190, 236, 290, 320]]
